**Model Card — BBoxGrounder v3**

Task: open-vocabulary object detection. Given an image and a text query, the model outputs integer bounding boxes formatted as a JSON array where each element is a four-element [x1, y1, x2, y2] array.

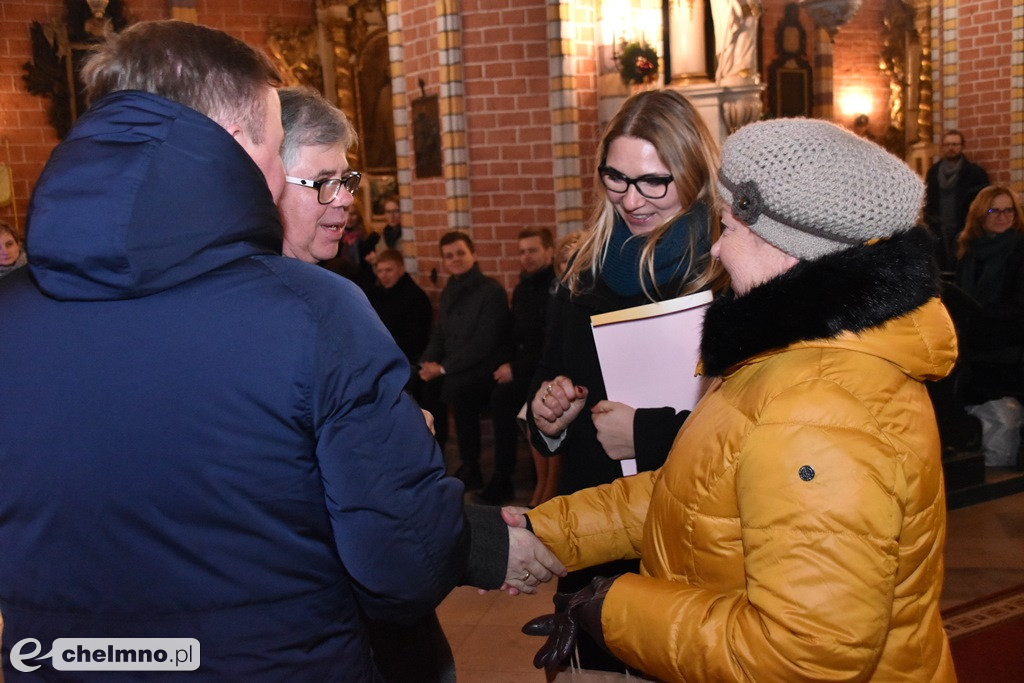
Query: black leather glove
[[521, 575, 617, 670]]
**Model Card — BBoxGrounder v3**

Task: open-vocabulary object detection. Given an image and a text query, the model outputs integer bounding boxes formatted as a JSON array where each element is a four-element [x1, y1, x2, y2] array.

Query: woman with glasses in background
[[524, 89, 720, 672], [944, 186, 1024, 405]]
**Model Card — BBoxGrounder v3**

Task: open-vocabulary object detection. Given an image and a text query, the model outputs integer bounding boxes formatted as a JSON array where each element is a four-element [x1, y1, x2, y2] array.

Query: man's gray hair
[[279, 86, 357, 169]]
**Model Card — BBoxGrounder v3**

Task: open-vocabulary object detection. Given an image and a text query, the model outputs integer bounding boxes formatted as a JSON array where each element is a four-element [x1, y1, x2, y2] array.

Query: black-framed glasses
[[598, 166, 673, 199], [987, 207, 1014, 217], [285, 171, 362, 204]]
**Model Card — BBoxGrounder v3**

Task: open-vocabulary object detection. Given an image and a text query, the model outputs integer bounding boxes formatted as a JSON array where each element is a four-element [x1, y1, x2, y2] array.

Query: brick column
[[383, 1, 418, 263], [547, 0, 585, 237], [437, 0, 471, 232]]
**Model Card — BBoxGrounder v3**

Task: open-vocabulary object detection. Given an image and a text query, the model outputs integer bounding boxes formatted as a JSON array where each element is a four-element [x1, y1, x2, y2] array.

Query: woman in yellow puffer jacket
[[519, 119, 959, 682]]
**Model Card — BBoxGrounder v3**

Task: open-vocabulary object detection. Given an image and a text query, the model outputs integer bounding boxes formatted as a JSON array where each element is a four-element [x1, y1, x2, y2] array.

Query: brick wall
[[0, 0, 313, 232], [955, 0, 1014, 185], [400, 0, 582, 294], [2, 0, 1016, 272]]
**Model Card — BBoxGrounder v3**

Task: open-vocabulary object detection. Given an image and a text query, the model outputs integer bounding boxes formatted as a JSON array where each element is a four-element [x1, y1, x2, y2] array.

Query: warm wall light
[[837, 88, 872, 119], [600, 0, 662, 47], [600, 0, 632, 46]]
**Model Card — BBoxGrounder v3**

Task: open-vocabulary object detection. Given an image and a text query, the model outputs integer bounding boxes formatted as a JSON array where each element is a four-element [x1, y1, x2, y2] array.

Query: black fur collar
[[701, 228, 939, 377]]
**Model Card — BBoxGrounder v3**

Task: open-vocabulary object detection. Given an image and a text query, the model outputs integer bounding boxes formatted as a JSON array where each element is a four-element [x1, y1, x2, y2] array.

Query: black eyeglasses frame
[[284, 171, 362, 204], [597, 165, 674, 200]]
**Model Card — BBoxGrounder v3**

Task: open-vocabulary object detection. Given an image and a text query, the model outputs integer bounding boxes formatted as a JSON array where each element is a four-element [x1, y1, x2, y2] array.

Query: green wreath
[[617, 41, 659, 86]]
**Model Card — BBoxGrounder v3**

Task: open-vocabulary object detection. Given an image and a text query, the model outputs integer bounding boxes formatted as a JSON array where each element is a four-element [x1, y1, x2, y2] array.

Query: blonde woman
[[526, 89, 720, 672]]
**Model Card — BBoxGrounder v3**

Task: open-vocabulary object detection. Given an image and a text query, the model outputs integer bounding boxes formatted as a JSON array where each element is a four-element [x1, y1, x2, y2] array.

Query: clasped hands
[[531, 376, 588, 437], [502, 506, 615, 670], [498, 506, 566, 596], [531, 376, 637, 460]]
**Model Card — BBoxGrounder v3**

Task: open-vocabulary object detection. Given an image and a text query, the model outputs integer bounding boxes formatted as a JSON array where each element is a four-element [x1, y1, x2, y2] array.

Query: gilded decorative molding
[[880, 0, 914, 157], [902, 0, 935, 178], [316, 1, 361, 169], [914, 0, 932, 145], [266, 22, 323, 90]]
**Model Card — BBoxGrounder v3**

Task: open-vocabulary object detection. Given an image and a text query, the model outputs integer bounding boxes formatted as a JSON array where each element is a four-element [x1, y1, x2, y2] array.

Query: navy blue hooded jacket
[[0, 91, 470, 680]]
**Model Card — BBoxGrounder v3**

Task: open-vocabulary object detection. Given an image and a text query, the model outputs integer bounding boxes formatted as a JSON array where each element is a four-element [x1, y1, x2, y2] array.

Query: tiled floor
[[941, 485, 1024, 611], [438, 584, 555, 683], [441, 437, 1024, 680]]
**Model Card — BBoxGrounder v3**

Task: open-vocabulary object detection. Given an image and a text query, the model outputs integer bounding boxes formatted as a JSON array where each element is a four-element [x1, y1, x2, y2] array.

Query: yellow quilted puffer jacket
[[531, 229, 959, 682]]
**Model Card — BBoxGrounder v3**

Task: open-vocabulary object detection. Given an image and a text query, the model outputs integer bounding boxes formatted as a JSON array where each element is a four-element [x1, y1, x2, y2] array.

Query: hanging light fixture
[[798, 0, 863, 39]]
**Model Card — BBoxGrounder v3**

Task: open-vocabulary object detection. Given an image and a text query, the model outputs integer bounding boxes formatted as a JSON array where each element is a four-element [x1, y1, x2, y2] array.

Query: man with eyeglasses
[[382, 196, 404, 250], [278, 86, 363, 265], [273, 87, 561, 682], [925, 129, 989, 274]]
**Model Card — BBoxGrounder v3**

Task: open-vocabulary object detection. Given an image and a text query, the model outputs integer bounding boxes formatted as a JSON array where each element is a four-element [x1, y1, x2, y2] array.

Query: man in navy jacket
[[0, 21, 561, 681]]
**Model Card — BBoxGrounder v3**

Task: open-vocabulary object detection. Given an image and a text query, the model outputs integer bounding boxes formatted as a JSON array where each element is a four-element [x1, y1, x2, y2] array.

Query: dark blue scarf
[[600, 203, 709, 297]]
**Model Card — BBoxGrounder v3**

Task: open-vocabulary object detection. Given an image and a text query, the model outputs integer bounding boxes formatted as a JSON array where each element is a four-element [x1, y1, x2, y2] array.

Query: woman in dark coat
[[525, 88, 721, 671], [948, 185, 1024, 403]]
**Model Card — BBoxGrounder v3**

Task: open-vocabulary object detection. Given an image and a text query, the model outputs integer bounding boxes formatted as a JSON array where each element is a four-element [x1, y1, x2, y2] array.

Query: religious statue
[[710, 0, 763, 85]]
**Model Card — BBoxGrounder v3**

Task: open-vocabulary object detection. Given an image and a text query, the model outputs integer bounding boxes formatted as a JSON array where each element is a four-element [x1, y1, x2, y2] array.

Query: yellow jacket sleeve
[[528, 469, 657, 571]]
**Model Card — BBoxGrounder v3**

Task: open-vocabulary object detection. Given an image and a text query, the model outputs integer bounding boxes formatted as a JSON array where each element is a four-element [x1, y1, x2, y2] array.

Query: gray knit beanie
[[717, 118, 924, 260]]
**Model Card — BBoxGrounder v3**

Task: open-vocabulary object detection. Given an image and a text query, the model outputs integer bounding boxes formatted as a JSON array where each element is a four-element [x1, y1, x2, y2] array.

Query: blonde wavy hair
[[563, 89, 722, 299]]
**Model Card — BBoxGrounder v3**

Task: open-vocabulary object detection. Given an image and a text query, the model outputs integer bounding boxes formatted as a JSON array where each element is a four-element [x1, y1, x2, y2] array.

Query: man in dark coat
[[368, 248, 447, 447], [276, 90, 466, 683], [477, 227, 557, 504], [925, 129, 989, 273], [369, 249, 433, 375], [0, 21, 561, 681], [419, 231, 511, 490]]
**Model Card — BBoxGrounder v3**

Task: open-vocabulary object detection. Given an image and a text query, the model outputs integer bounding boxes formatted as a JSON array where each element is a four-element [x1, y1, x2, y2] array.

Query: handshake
[[498, 506, 617, 671]]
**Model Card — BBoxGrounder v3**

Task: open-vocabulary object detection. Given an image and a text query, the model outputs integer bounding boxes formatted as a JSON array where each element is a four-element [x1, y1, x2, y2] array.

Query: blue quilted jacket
[[0, 91, 467, 681]]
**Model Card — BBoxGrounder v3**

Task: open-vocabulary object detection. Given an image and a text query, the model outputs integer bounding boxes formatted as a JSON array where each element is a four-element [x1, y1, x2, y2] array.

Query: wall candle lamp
[[837, 88, 872, 119]]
